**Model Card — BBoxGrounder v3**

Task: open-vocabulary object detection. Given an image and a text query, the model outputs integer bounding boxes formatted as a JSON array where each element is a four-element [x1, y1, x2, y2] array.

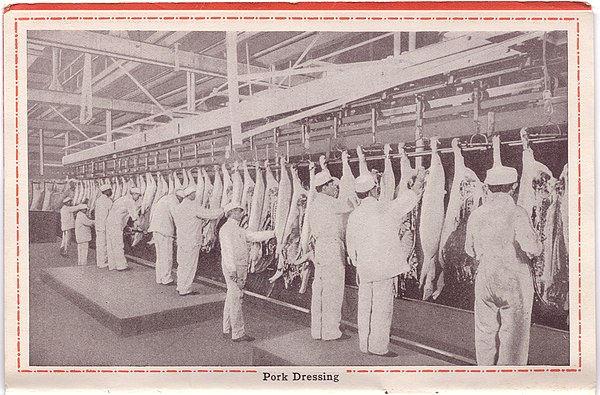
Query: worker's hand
[[411, 167, 426, 195]]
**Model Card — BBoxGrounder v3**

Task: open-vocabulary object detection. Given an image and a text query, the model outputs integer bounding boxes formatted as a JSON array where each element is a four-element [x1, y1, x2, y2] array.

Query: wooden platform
[[251, 328, 453, 366], [41, 265, 225, 336]]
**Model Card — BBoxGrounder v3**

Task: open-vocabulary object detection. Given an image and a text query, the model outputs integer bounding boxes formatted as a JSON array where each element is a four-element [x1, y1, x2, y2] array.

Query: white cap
[[355, 174, 376, 193], [130, 187, 141, 195], [99, 184, 112, 192], [63, 196, 72, 203], [183, 186, 196, 197], [224, 201, 244, 213], [175, 189, 186, 198], [314, 171, 333, 187], [485, 166, 518, 186]]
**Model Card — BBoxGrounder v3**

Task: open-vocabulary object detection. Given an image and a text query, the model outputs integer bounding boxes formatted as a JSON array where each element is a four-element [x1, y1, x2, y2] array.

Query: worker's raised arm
[[388, 167, 425, 220], [195, 206, 224, 220], [246, 230, 275, 243], [514, 206, 543, 257], [464, 213, 476, 259]]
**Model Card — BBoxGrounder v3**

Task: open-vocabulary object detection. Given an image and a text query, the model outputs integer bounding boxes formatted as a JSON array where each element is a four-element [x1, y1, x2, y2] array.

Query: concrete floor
[[28, 240, 452, 367]]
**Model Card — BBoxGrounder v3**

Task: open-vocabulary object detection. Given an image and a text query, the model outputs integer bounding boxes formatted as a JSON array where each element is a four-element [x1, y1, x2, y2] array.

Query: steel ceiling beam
[[27, 119, 105, 134], [28, 88, 161, 115], [28, 30, 267, 79]]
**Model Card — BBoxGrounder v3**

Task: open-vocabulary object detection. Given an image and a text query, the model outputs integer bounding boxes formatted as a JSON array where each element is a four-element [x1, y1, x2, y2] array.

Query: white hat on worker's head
[[175, 189, 186, 198], [485, 165, 518, 186], [183, 186, 196, 197], [62, 196, 72, 204], [314, 171, 333, 187], [355, 174, 376, 193], [130, 187, 141, 195], [99, 184, 112, 192], [224, 201, 244, 214]]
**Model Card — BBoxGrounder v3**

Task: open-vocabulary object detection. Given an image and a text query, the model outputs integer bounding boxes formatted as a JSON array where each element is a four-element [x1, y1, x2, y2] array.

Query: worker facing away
[[172, 186, 223, 296], [59, 196, 86, 257], [105, 187, 142, 271], [346, 168, 425, 357], [74, 204, 94, 266], [219, 202, 275, 342], [93, 184, 113, 268], [148, 189, 185, 285], [306, 170, 354, 341], [465, 165, 542, 366]]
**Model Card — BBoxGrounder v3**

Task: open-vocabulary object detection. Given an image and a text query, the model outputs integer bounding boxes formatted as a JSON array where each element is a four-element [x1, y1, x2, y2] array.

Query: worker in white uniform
[[306, 171, 354, 341], [59, 197, 86, 257], [106, 187, 142, 271], [148, 189, 185, 285], [93, 184, 113, 268], [465, 165, 542, 366], [75, 205, 94, 266], [172, 186, 223, 296], [219, 202, 275, 342], [346, 169, 425, 357]]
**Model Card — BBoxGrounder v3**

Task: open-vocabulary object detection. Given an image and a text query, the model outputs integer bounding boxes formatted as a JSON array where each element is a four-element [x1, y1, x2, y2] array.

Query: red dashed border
[[11, 14, 583, 375]]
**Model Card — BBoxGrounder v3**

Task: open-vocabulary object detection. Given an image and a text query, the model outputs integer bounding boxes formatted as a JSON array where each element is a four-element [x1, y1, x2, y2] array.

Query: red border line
[[3, 2, 591, 13], [11, 14, 583, 375]]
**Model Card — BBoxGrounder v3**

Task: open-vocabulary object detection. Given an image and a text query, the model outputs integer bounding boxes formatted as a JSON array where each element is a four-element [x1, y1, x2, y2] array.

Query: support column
[[226, 31, 242, 146], [393, 32, 402, 57], [105, 110, 113, 142], [39, 129, 45, 176], [408, 32, 417, 51], [64, 131, 70, 156], [186, 71, 196, 112]]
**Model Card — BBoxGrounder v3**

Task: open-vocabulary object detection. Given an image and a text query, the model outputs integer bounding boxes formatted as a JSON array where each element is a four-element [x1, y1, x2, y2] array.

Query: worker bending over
[[106, 187, 142, 271], [59, 196, 86, 257], [94, 184, 113, 268], [346, 169, 425, 357], [306, 171, 354, 341], [219, 202, 275, 342], [465, 165, 542, 365], [74, 205, 94, 266], [148, 189, 184, 285], [172, 186, 223, 296]]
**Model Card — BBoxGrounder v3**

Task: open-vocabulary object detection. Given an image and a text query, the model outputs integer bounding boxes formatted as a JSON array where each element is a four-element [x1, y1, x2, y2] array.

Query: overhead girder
[[28, 30, 268, 78]]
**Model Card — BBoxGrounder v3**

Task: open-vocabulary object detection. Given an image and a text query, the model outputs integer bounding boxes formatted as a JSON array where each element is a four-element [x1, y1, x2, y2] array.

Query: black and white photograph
[[3, 3, 595, 393]]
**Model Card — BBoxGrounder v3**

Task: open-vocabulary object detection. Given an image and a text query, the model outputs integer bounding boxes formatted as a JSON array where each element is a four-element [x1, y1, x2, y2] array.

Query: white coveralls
[[147, 194, 179, 284], [105, 195, 139, 270], [60, 204, 84, 255], [306, 193, 353, 340], [465, 192, 542, 366], [172, 199, 223, 295], [346, 192, 419, 355], [219, 218, 274, 339], [93, 194, 112, 268], [75, 211, 94, 266]]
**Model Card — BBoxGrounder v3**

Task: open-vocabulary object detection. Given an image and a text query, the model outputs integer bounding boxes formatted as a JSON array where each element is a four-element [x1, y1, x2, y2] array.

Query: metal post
[[371, 106, 377, 144], [226, 31, 242, 146], [186, 71, 196, 112], [408, 32, 417, 51], [393, 32, 402, 56], [105, 110, 112, 142], [39, 129, 45, 176]]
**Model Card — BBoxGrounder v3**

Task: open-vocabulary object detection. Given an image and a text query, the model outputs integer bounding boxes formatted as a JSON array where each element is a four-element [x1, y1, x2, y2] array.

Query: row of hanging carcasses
[[69, 133, 569, 312], [29, 180, 72, 212]]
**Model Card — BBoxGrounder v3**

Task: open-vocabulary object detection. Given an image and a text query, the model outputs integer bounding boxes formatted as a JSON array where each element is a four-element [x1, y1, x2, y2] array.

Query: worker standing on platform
[[94, 184, 113, 269], [465, 165, 542, 366], [172, 186, 223, 296], [219, 202, 275, 342], [148, 189, 185, 285], [59, 196, 86, 257], [306, 171, 354, 341], [346, 169, 425, 357], [106, 187, 142, 271], [75, 205, 94, 266]]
